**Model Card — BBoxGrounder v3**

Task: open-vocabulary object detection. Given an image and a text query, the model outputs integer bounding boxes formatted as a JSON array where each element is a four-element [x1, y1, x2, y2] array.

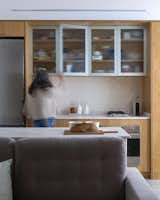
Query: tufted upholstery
[[14, 137, 127, 200], [0, 137, 14, 162]]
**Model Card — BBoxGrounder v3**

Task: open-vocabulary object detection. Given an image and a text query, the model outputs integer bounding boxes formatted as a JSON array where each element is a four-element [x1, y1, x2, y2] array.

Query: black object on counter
[[107, 111, 125, 115], [135, 96, 141, 116]]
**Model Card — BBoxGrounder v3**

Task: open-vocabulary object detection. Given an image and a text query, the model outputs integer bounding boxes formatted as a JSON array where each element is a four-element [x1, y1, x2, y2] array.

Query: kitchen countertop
[[0, 127, 130, 139], [55, 114, 150, 120]]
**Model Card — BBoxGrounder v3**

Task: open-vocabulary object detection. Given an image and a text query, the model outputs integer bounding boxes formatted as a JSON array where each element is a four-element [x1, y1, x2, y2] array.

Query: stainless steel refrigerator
[[0, 39, 24, 126]]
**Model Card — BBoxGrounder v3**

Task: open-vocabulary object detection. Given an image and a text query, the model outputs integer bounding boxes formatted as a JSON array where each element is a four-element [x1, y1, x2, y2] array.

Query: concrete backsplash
[[56, 76, 143, 115]]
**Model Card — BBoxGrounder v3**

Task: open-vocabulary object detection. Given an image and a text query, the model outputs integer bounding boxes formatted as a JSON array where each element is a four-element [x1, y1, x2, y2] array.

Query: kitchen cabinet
[[90, 26, 146, 76], [60, 25, 89, 76], [119, 26, 146, 76], [90, 27, 117, 76], [32, 27, 57, 73], [30, 25, 147, 76], [0, 21, 24, 37]]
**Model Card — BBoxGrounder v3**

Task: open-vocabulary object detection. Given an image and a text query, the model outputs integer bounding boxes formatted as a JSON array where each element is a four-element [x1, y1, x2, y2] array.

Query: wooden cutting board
[[64, 130, 118, 135]]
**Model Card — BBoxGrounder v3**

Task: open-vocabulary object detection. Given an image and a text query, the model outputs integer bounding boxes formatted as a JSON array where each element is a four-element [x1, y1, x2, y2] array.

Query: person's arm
[[23, 95, 32, 119], [49, 73, 64, 88]]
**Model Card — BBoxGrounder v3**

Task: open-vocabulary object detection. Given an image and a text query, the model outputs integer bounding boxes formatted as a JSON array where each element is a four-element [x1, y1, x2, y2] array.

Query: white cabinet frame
[[89, 26, 118, 76], [118, 26, 147, 76], [31, 26, 58, 75], [31, 25, 147, 77], [59, 24, 89, 76]]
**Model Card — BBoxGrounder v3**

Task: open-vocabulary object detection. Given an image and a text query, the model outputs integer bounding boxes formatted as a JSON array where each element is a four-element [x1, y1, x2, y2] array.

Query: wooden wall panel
[[0, 21, 24, 37], [24, 22, 32, 95], [151, 22, 160, 179], [143, 24, 151, 113], [27, 20, 149, 27]]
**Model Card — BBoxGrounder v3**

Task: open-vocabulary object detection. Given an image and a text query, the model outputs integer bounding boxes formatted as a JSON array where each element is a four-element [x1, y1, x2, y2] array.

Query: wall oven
[[122, 126, 140, 167]]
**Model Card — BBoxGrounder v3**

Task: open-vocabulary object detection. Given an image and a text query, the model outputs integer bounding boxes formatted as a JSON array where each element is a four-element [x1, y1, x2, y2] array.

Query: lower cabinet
[[55, 118, 150, 178]]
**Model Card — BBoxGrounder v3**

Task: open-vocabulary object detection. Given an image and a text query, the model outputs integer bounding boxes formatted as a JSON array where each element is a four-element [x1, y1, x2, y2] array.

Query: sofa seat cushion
[[14, 137, 126, 200]]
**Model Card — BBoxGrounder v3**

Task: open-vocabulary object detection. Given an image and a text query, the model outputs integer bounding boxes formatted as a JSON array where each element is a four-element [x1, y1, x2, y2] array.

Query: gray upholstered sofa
[[0, 136, 158, 200]]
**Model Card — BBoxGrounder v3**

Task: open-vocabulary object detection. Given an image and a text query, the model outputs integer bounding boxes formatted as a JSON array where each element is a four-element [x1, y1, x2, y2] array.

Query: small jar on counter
[[69, 106, 77, 114]]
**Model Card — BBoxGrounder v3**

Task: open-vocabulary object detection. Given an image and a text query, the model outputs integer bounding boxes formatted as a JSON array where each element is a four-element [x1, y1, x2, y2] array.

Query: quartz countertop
[[0, 127, 130, 139], [55, 114, 150, 120]]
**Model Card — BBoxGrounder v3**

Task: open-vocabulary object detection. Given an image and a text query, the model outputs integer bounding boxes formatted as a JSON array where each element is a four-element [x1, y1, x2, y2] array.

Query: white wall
[[0, 0, 159, 20], [56, 76, 143, 115]]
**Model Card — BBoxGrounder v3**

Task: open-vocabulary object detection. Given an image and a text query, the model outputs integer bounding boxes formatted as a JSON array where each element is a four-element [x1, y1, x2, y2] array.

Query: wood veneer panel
[[0, 21, 24, 37], [151, 22, 160, 179], [25, 22, 32, 95], [27, 20, 149, 26]]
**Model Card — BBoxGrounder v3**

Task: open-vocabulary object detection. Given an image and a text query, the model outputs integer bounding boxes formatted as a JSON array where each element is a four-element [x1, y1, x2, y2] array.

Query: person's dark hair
[[28, 69, 53, 95]]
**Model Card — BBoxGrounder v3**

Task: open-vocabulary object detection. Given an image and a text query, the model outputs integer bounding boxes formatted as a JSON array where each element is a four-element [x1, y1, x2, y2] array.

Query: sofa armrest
[[125, 168, 159, 200]]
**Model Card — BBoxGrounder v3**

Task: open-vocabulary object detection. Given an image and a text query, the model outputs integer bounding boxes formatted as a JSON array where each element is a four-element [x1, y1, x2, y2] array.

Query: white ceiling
[[0, 0, 158, 20]]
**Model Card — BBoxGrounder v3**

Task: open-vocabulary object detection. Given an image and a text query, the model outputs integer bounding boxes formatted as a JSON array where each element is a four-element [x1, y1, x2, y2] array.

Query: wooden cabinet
[[0, 21, 24, 37], [90, 26, 146, 76], [60, 25, 88, 76], [119, 26, 146, 76], [32, 27, 57, 73], [30, 24, 147, 76], [90, 26, 116, 76], [31, 25, 88, 76], [150, 22, 160, 179], [55, 118, 150, 177]]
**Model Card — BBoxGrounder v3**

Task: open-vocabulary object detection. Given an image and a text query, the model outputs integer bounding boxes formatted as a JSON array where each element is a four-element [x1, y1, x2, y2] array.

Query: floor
[[147, 180, 160, 199]]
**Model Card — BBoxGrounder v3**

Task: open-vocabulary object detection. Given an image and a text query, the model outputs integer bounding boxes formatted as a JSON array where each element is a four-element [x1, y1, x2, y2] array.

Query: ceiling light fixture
[[11, 9, 147, 13]]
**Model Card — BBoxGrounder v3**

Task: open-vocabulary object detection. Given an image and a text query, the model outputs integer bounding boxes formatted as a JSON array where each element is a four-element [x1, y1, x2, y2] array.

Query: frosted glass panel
[[63, 29, 85, 73], [33, 29, 56, 73]]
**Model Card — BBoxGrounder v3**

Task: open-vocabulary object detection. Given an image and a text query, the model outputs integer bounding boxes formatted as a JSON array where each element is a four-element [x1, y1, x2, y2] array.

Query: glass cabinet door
[[91, 27, 116, 75], [61, 26, 87, 75], [32, 27, 57, 73], [120, 28, 145, 75]]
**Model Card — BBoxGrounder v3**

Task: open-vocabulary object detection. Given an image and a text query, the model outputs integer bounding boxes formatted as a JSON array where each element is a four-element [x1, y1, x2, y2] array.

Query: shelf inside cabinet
[[92, 39, 114, 42], [33, 59, 55, 63], [64, 39, 84, 43], [33, 39, 55, 43], [64, 59, 84, 62], [121, 39, 143, 43], [92, 59, 114, 63], [121, 59, 143, 62]]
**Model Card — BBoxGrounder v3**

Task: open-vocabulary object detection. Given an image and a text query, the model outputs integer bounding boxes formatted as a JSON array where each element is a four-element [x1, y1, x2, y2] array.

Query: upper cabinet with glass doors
[[31, 25, 147, 76], [119, 27, 146, 76], [32, 27, 57, 74], [60, 25, 88, 76], [91, 27, 117, 76]]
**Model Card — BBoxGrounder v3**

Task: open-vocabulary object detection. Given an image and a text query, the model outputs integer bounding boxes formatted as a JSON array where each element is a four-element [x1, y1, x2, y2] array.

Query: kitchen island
[[0, 127, 129, 139], [25, 117, 150, 177]]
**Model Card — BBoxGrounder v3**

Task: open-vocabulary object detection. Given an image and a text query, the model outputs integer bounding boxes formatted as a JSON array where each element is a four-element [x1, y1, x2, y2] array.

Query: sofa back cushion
[[14, 136, 126, 200], [0, 137, 14, 162]]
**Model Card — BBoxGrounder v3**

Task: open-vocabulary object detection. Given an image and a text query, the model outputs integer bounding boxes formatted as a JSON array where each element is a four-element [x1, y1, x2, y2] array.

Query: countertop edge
[[55, 115, 150, 120]]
